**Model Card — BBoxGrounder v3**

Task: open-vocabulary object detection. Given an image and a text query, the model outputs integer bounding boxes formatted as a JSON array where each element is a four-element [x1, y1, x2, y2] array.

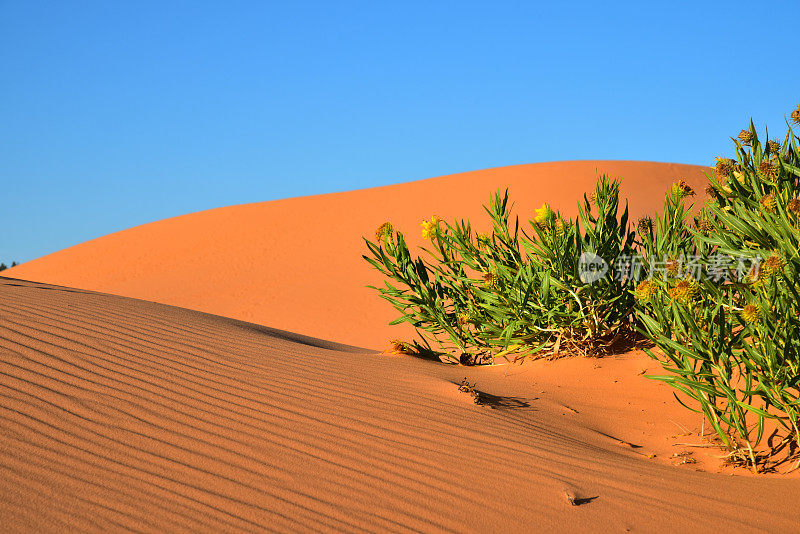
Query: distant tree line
[[0, 261, 19, 271]]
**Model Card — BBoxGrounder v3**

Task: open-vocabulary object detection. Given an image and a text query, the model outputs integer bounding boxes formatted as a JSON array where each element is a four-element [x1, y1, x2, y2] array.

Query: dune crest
[[6, 161, 709, 349]]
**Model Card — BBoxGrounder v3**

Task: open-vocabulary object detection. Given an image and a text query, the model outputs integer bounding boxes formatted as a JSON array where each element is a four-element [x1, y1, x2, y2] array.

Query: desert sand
[[3, 161, 798, 533], [6, 161, 709, 350], [2, 278, 799, 532]]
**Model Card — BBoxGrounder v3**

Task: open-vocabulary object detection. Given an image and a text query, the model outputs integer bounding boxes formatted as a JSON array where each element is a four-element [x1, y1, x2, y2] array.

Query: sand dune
[[1, 277, 798, 532], [5, 161, 710, 350], [7, 160, 790, 532]]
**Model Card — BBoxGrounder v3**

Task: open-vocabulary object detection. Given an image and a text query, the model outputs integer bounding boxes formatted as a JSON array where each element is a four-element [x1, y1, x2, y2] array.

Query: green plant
[[636, 103, 800, 471], [364, 100, 800, 473], [363, 174, 638, 363], [363, 220, 484, 363], [529, 174, 637, 352]]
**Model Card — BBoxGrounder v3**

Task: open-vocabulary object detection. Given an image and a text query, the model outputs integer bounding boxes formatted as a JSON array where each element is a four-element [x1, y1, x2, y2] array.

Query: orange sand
[[6, 161, 709, 350], [1, 278, 798, 532]]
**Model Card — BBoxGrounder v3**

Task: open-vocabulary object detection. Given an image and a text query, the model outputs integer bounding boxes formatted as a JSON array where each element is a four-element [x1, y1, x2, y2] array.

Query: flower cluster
[[533, 203, 554, 227], [421, 216, 441, 239], [671, 179, 696, 199], [375, 222, 393, 242]]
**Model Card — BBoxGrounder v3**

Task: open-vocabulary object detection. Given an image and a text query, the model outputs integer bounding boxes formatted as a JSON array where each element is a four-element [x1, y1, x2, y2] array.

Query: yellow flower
[[637, 216, 654, 234], [635, 280, 658, 301], [671, 180, 696, 199], [759, 159, 778, 179], [554, 217, 570, 236], [482, 271, 499, 289], [738, 129, 754, 145], [375, 222, 393, 242], [767, 139, 781, 155], [669, 279, 699, 303], [457, 312, 474, 326], [741, 305, 761, 324], [714, 157, 735, 179], [760, 194, 777, 212], [534, 203, 554, 227], [760, 253, 785, 277], [788, 198, 800, 217], [421, 216, 441, 239], [665, 257, 681, 277]]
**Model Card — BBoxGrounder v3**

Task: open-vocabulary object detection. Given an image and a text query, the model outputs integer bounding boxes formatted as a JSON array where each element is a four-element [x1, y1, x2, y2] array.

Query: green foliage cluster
[[363, 174, 637, 363], [636, 105, 800, 471], [0, 261, 18, 272], [364, 101, 800, 472]]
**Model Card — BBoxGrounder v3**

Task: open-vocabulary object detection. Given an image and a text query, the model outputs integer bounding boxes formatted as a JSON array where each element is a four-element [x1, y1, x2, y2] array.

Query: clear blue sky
[[2, 1, 798, 263]]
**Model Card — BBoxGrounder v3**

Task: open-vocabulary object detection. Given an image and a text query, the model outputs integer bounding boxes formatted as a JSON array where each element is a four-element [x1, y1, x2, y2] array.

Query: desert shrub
[[363, 220, 488, 363], [363, 174, 637, 363], [636, 104, 800, 471], [502, 174, 638, 357], [364, 100, 800, 472]]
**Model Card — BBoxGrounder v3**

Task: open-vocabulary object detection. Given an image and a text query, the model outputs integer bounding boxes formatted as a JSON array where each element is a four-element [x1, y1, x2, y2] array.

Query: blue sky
[[2, 1, 799, 262]]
